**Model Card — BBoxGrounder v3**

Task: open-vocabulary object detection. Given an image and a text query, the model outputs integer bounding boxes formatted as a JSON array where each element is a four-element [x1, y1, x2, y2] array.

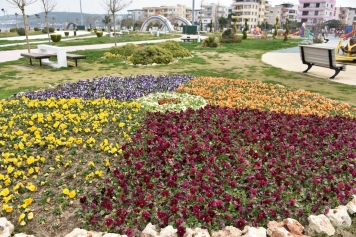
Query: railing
[[299, 0, 334, 2], [339, 13, 346, 17], [297, 14, 333, 19], [298, 7, 326, 11]]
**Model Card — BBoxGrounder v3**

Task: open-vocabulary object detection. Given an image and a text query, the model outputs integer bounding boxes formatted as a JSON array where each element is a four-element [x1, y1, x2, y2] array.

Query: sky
[[1, 0, 355, 15]]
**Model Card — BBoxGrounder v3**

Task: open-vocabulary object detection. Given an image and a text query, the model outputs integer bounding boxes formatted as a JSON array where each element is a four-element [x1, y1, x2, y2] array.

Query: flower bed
[[80, 105, 356, 235], [23, 75, 194, 100], [176, 77, 356, 118], [134, 92, 207, 112], [1, 75, 356, 236]]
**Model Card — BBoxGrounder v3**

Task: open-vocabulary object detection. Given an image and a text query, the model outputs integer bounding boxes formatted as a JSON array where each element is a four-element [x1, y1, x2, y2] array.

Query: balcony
[[298, 7, 326, 11], [297, 14, 333, 19], [339, 13, 346, 17], [299, 0, 334, 2]]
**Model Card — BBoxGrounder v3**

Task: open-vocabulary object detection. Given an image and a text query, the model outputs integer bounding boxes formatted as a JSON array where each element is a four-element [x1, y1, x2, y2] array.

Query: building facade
[[334, 7, 356, 25], [231, 0, 269, 30], [141, 5, 188, 20], [297, 0, 335, 26], [268, 3, 298, 27], [199, 3, 229, 31]]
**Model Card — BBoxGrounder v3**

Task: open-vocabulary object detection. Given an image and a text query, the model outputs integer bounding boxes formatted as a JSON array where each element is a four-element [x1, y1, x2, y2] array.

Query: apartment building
[[231, 0, 268, 30], [268, 3, 298, 26], [141, 4, 188, 19], [334, 7, 356, 25], [297, 0, 335, 26], [199, 3, 229, 31], [127, 9, 146, 23]]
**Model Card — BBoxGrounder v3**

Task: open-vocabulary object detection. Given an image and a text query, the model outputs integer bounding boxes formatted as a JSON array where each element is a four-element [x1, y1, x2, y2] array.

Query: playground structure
[[140, 15, 192, 33], [335, 30, 356, 62]]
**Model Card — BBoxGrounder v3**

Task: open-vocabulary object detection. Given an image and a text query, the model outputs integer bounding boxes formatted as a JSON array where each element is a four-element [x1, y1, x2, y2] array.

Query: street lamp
[[79, 0, 83, 26], [1, 9, 6, 32]]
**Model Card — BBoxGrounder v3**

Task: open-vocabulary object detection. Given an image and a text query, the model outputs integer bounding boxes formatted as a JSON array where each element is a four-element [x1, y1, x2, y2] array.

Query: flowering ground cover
[[0, 75, 356, 236]]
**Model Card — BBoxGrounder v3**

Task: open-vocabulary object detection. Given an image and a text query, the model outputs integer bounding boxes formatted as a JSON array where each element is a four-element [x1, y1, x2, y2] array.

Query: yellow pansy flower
[[18, 213, 26, 223], [69, 190, 76, 198], [26, 183, 37, 192], [63, 188, 69, 195], [119, 122, 125, 128], [7, 166, 14, 174], [95, 170, 102, 177], [0, 188, 10, 197], [28, 212, 34, 220], [24, 198, 33, 206]]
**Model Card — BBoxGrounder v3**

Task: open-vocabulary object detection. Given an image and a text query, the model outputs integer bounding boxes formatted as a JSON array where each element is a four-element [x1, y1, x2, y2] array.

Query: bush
[[202, 36, 220, 48], [16, 28, 26, 36], [10, 28, 18, 33], [96, 31, 103, 37], [42, 27, 55, 34], [34, 27, 40, 31], [87, 28, 91, 32], [109, 44, 138, 59], [64, 31, 69, 37], [50, 34, 62, 42], [94, 29, 97, 33], [157, 40, 191, 58], [222, 29, 233, 39], [128, 45, 173, 65]]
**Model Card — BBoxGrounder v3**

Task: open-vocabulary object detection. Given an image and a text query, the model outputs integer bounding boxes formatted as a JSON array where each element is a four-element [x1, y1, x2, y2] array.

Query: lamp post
[[1, 9, 7, 32], [79, 0, 83, 26]]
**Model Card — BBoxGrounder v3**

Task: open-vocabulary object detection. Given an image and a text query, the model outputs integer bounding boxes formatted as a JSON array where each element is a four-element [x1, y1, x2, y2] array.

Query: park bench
[[38, 44, 67, 68], [181, 36, 198, 42], [20, 52, 56, 66], [66, 53, 87, 67], [299, 45, 346, 79]]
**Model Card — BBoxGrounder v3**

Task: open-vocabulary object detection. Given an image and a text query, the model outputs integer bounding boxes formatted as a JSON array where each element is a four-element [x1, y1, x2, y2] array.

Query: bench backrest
[[299, 45, 337, 68], [38, 44, 67, 68]]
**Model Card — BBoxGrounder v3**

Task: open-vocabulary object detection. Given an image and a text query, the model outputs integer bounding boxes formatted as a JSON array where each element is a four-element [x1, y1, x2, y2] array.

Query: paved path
[[262, 37, 356, 85]]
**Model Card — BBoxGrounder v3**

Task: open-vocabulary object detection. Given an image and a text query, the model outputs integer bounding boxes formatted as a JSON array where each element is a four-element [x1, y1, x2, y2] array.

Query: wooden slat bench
[[66, 53, 86, 67], [299, 45, 346, 79], [20, 53, 56, 66]]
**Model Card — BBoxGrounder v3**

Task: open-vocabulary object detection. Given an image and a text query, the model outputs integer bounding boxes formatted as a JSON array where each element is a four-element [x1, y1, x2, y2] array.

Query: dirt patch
[[13, 65, 34, 71]]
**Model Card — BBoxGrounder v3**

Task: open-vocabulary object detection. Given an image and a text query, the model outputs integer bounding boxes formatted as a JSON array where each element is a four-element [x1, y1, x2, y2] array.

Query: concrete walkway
[[262, 37, 356, 86]]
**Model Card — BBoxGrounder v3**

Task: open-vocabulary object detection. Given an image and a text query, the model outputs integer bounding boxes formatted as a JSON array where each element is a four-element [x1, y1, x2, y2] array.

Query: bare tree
[[102, 0, 132, 46], [39, 0, 58, 43], [6, 0, 37, 53]]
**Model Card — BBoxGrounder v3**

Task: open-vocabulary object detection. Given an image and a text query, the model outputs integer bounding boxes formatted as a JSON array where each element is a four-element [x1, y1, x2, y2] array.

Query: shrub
[[242, 19, 249, 40], [157, 40, 191, 58], [49, 27, 55, 33], [50, 34, 62, 42], [42, 27, 55, 33], [87, 28, 91, 32], [34, 27, 40, 31], [96, 31, 103, 37], [16, 28, 26, 36], [202, 36, 220, 48], [10, 28, 18, 33], [222, 29, 233, 39], [94, 29, 97, 33], [64, 31, 69, 37], [109, 44, 138, 59], [128, 45, 173, 65]]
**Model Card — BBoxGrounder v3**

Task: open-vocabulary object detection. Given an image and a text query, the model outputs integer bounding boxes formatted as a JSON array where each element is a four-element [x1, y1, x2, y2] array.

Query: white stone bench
[[38, 44, 67, 68], [299, 45, 346, 79]]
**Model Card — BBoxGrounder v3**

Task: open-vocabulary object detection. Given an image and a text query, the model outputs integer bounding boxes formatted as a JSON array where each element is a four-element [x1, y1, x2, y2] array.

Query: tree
[[102, 15, 111, 31], [39, 0, 58, 43], [35, 13, 40, 28], [218, 16, 228, 31], [6, 0, 37, 53], [26, 15, 30, 29], [102, 0, 133, 46], [15, 13, 19, 28]]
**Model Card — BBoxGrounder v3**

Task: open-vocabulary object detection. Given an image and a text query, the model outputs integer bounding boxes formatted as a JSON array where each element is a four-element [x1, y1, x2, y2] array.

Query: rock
[[346, 195, 356, 215], [307, 214, 335, 236], [13, 234, 35, 237], [0, 217, 14, 237], [64, 228, 87, 237], [103, 234, 127, 237], [267, 219, 308, 237], [241, 226, 267, 237], [212, 226, 242, 237], [141, 223, 159, 237], [283, 218, 305, 235], [184, 228, 210, 237], [325, 205, 352, 227], [160, 225, 177, 237]]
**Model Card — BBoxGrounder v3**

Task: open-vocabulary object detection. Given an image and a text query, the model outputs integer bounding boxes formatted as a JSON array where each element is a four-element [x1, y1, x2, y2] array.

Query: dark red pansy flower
[[105, 217, 114, 227], [177, 226, 186, 237], [235, 218, 246, 229], [142, 210, 150, 220]]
